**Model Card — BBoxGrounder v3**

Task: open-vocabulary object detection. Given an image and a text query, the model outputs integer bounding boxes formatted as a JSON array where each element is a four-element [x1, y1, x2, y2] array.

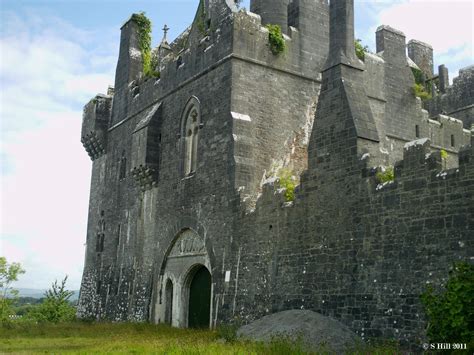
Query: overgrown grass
[[0, 321, 406, 354], [0, 322, 308, 354]]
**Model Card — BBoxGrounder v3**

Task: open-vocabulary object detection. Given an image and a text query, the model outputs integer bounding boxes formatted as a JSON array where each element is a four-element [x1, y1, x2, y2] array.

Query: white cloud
[[0, 11, 117, 289], [377, 1, 472, 53], [371, 0, 473, 76]]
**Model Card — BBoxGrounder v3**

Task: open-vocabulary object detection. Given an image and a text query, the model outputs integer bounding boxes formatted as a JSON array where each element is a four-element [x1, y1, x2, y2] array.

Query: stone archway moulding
[[153, 228, 213, 328]]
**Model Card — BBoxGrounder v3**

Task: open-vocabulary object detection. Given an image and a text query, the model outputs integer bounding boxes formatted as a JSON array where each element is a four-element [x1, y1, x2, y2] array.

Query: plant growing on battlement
[[131, 12, 160, 79], [411, 67, 431, 101], [411, 67, 424, 85], [440, 149, 448, 170], [413, 83, 432, 101], [355, 39, 368, 61], [420, 262, 474, 344], [376, 166, 394, 184], [278, 169, 296, 202], [266, 24, 285, 55]]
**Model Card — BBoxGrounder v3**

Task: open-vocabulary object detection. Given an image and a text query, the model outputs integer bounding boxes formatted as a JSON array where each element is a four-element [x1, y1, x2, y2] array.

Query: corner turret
[[81, 94, 112, 160]]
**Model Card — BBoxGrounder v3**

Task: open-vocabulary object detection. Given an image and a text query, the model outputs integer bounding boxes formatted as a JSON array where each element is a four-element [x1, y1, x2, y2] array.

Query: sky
[[0, 0, 472, 291]]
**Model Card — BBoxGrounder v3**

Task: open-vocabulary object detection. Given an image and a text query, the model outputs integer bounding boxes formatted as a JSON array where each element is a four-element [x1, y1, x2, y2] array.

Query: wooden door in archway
[[188, 266, 211, 328]]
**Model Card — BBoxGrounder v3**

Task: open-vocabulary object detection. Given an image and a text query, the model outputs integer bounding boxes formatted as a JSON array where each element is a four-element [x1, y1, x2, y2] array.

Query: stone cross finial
[[162, 24, 169, 41]]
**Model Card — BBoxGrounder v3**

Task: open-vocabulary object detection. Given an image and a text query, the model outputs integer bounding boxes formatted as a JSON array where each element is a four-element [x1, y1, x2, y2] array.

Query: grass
[[0, 321, 403, 354], [0, 322, 308, 354]]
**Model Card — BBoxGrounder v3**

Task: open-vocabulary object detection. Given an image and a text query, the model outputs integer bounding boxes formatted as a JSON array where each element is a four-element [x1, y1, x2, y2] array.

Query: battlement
[[425, 65, 474, 130]]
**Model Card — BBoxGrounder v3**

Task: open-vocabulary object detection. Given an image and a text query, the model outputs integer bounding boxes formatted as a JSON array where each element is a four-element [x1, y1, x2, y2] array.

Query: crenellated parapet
[[81, 94, 112, 160], [369, 136, 474, 195], [425, 65, 474, 130]]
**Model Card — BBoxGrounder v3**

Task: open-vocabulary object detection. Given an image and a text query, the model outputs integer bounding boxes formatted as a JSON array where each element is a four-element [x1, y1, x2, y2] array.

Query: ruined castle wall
[[426, 66, 474, 130], [360, 28, 471, 167]]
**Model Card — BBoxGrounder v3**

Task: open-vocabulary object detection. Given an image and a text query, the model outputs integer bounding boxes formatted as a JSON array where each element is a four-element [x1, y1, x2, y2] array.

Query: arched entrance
[[155, 228, 213, 328], [188, 266, 211, 328], [164, 279, 173, 325]]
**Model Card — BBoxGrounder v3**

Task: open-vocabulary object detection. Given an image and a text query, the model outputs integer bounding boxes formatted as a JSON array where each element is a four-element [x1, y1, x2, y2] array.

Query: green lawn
[[0, 322, 400, 354]]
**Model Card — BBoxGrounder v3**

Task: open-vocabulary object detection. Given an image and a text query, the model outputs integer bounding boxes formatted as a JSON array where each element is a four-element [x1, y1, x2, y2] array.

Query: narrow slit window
[[119, 151, 127, 180], [415, 125, 420, 138], [451, 134, 455, 147]]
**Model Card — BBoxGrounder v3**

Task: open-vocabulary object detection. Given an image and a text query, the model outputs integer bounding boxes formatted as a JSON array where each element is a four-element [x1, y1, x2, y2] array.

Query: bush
[[411, 67, 424, 85], [29, 277, 76, 323], [216, 323, 239, 343], [411, 67, 432, 100], [355, 39, 368, 61], [278, 169, 296, 202], [376, 166, 394, 184], [413, 83, 432, 101], [266, 24, 285, 55], [421, 262, 474, 344]]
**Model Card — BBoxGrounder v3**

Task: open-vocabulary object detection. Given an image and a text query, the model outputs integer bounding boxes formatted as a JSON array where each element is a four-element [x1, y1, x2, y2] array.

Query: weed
[[355, 39, 368, 61], [376, 166, 394, 184], [266, 25, 285, 55]]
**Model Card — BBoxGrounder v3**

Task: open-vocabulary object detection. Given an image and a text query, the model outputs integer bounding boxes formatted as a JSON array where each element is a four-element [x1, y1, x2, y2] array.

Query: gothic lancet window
[[182, 97, 201, 176]]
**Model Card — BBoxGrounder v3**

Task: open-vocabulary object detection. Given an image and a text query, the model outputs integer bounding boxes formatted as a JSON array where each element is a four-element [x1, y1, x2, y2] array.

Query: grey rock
[[237, 310, 361, 354]]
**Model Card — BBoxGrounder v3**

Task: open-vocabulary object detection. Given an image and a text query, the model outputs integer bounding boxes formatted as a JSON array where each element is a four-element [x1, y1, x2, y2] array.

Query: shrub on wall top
[[266, 24, 285, 55]]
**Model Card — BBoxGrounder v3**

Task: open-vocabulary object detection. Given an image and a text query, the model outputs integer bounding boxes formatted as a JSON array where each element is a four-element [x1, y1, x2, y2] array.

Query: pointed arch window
[[181, 97, 201, 176]]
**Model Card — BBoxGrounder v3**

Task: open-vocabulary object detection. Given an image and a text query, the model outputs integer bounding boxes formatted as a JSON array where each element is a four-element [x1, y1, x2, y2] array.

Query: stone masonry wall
[[231, 135, 473, 346], [78, 0, 474, 346], [426, 66, 474, 130]]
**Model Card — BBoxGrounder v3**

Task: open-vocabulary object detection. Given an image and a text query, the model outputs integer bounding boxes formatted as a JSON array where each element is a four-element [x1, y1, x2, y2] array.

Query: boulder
[[237, 310, 362, 353]]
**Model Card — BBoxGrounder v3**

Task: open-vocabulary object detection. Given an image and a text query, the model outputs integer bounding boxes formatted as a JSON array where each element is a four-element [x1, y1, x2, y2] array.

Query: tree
[[0, 256, 26, 321], [29, 276, 76, 323], [421, 262, 474, 344]]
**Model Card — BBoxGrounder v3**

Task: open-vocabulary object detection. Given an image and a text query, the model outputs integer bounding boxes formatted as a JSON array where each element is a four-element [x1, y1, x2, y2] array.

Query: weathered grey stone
[[77, 0, 473, 349], [237, 310, 361, 353]]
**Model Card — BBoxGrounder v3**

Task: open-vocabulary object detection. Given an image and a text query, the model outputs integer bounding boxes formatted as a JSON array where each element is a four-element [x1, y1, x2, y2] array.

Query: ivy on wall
[[411, 67, 431, 100], [131, 12, 160, 78]]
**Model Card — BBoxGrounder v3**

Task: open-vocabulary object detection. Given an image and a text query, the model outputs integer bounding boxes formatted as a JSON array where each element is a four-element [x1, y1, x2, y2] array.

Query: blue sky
[[1, 0, 472, 290]]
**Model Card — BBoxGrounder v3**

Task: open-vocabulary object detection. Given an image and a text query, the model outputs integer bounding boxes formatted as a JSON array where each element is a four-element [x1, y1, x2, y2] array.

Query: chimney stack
[[325, 0, 361, 69]]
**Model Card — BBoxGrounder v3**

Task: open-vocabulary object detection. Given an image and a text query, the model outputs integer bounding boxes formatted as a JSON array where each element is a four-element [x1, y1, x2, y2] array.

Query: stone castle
[[78, 0, 473, 344]]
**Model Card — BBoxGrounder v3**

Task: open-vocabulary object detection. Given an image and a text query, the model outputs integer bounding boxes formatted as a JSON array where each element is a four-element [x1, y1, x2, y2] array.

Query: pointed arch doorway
[[155, 228, 213, 329]]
